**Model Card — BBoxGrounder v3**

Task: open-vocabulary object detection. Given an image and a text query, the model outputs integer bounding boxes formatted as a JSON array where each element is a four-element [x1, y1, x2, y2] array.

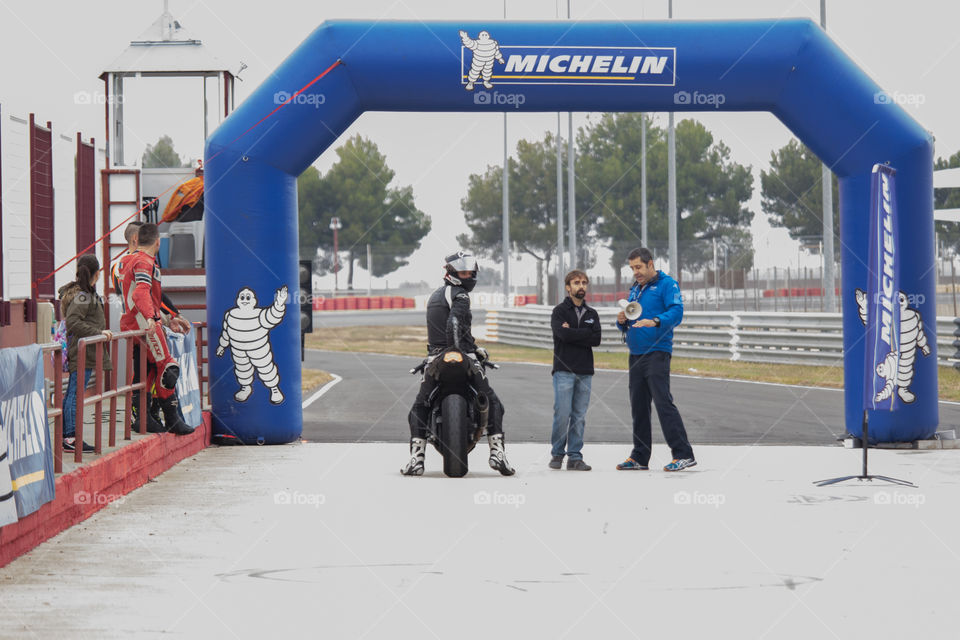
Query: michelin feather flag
[[864, 164, 900, 411]]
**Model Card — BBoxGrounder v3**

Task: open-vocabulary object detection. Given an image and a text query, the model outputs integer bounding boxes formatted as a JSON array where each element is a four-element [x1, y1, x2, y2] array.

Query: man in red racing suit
[[119, 223, 192, 435]]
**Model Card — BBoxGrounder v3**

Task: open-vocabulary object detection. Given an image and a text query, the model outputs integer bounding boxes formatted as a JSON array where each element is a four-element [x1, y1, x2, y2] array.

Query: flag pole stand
[[814, 411, 916, 487]]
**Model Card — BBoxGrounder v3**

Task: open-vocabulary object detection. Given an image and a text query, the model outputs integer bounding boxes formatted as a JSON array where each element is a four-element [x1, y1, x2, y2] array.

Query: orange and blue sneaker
[[616, 458, 648, 470], [663, 458, 697, 472]]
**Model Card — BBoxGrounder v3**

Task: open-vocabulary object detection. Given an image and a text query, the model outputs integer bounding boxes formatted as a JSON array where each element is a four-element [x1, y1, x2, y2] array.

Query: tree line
[[459, 114, 755, 292]]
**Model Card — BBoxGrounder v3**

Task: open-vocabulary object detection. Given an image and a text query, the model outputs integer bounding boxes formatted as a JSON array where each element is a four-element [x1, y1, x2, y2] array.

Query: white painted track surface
[[1, 443, 958, 639]]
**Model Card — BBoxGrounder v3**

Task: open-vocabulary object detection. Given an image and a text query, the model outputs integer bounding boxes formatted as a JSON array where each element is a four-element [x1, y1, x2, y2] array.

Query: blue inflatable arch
[[205, 19, 937, 445]]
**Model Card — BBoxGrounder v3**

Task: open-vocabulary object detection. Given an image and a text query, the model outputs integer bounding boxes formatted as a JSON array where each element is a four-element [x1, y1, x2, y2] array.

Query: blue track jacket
[[616, 270, 684, 355]]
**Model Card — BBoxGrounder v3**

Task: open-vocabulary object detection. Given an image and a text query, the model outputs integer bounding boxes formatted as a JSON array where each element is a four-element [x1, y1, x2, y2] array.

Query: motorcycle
[[410, 348, 499, 478]]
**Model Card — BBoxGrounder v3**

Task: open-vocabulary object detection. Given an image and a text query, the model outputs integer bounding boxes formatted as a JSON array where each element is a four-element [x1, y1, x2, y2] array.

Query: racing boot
[[130, 392, 165, 433], [159, 396, 194, 436], [148, 398, 164, 431], [487, 433, 515, 476], [401, 437, 427, 476]]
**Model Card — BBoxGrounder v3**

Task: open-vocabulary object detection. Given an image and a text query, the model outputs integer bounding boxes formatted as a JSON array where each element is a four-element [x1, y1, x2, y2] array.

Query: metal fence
[[486, 306, 960, 369], [579, 262, 960, 317]]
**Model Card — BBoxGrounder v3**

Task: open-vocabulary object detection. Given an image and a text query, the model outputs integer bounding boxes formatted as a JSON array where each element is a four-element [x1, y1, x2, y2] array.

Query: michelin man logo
[[459, 30, 504, 91], [217, 285, 288, 405], [855, 288, 930, 403]]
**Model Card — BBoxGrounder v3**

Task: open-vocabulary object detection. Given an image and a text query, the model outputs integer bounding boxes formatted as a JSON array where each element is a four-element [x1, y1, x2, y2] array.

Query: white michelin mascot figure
[[855, 288, 930, 403], [217, 285, 288, 405], [459, 30, 505, 90]]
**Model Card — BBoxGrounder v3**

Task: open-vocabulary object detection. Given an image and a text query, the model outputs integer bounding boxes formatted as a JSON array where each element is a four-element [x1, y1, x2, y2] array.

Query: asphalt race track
[[301, 350, 960, 447]]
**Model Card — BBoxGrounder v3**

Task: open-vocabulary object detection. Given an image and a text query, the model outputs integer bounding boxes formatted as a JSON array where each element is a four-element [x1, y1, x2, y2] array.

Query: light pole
[[556, 113, 564, 304], [555, 1, 564, 304], [566, 0, 576, 270], [330, 217, 342, 295], [367, 243, 373, 296], [667, 0, 678, 277], [641, 113, 648, 247], [712, 236, 719, 310], [502, 0, 510, 307]]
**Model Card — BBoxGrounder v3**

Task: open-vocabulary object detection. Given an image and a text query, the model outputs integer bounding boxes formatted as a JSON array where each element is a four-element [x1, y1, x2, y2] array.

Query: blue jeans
[[550, 371, 592, 460], [63, 368, 93, 439]]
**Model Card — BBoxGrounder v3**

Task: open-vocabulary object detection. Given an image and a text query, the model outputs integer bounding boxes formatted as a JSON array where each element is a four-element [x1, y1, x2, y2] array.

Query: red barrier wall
[[313, 296, 415, 310]]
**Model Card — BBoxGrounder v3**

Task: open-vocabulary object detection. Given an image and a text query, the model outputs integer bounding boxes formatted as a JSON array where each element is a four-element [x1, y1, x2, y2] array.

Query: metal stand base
[[814, 474, 916, 487], [814, 411, 916, 488]]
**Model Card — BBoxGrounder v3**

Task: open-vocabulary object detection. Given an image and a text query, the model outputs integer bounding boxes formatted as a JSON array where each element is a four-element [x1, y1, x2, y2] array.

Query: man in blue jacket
[[615, 248, 696, 472]]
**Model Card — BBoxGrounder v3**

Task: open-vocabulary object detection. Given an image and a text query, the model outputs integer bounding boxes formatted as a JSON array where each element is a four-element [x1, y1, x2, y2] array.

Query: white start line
[[302, 373, 343, 409]]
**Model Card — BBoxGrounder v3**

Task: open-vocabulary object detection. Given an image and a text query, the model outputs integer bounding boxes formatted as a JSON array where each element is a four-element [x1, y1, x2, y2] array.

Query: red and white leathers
[[119, 250, 179, 400]]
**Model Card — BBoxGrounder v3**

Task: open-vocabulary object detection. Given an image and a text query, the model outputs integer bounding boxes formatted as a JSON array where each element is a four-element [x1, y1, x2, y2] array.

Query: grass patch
[[305, 326, 429, 358], [939, 368, 960, 401], [305, 325, 960, 401], [302, 369, 334, 394]]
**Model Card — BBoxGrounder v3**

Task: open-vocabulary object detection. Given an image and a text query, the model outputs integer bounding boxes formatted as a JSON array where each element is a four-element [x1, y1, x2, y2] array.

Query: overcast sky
[[1, 0, 955, 290]]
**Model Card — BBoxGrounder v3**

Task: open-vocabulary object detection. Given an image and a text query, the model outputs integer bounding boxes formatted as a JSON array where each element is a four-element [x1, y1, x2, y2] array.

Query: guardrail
[[64, 323, 210, 468], [75, 331, 150, 466], [194, 322, 210, 410], [486, 306, 960, 369], [39, 342, 66, 473]]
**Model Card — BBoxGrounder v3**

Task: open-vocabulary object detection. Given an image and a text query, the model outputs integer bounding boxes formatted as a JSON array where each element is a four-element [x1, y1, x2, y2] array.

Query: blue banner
[[0, 408, 17, 527], [0, 345, 56, 518], [165, 326, 203, 429], [863, 164, 900, 411]]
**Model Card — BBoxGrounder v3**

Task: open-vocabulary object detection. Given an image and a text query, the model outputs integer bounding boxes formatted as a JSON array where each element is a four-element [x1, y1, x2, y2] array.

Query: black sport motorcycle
[[410, 349, 499, 478]]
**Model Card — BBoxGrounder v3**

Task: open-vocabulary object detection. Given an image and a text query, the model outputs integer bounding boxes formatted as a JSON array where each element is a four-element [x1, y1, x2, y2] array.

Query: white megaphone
[[618, 298, 643, 321]]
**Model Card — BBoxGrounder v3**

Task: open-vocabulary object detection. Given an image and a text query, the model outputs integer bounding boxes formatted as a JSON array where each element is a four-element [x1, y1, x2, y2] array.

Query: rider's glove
[[475, 346, 489, 362]]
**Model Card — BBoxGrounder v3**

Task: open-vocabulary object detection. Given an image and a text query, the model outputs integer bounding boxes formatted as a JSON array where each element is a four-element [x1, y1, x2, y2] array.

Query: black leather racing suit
[[407, 284, 505, 438]]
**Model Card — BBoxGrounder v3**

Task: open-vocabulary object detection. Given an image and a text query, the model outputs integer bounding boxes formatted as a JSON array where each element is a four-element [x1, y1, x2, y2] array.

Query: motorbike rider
[[402, 250, 515, 477]]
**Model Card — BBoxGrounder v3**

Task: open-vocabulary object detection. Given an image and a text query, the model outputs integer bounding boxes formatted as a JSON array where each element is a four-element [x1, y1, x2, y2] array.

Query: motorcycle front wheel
[[440, 394, 470, 478]]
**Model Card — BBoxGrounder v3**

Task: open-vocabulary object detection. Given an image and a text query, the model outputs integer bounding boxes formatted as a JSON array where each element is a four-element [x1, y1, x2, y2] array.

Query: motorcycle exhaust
[[476, 393, 490, 433]]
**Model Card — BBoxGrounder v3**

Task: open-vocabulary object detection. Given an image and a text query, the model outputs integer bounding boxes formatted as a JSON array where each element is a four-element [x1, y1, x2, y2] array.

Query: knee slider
[[160, 362, 181, 390]]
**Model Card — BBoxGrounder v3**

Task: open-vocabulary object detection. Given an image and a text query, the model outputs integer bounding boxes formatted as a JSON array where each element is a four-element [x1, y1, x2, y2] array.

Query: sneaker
[[63, 438, 95, 453], [548, 455, 563, 470], [567, 459, 592, 471], [663, 458, 697, 472], [616, 458, 649, 470]]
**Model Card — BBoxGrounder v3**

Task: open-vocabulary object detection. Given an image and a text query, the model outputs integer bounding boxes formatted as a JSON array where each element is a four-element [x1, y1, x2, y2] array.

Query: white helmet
[[443, 250, 479, 291]]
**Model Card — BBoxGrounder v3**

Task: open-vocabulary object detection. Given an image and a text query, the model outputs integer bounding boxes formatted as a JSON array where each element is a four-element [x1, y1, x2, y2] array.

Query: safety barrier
[[59, 323, 210, 469], [74, 331, 149, 467], [312, 295, 415, 311], [486, 306, 960, 369], [38, 343, 66, 473], [937, 317, 960, 369], [310, 293, 541, 312], [194, 322, 210, 410]]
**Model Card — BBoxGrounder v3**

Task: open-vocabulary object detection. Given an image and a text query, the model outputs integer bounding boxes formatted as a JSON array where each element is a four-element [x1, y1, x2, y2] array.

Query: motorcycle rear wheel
[[440, 394, 470, 478]]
